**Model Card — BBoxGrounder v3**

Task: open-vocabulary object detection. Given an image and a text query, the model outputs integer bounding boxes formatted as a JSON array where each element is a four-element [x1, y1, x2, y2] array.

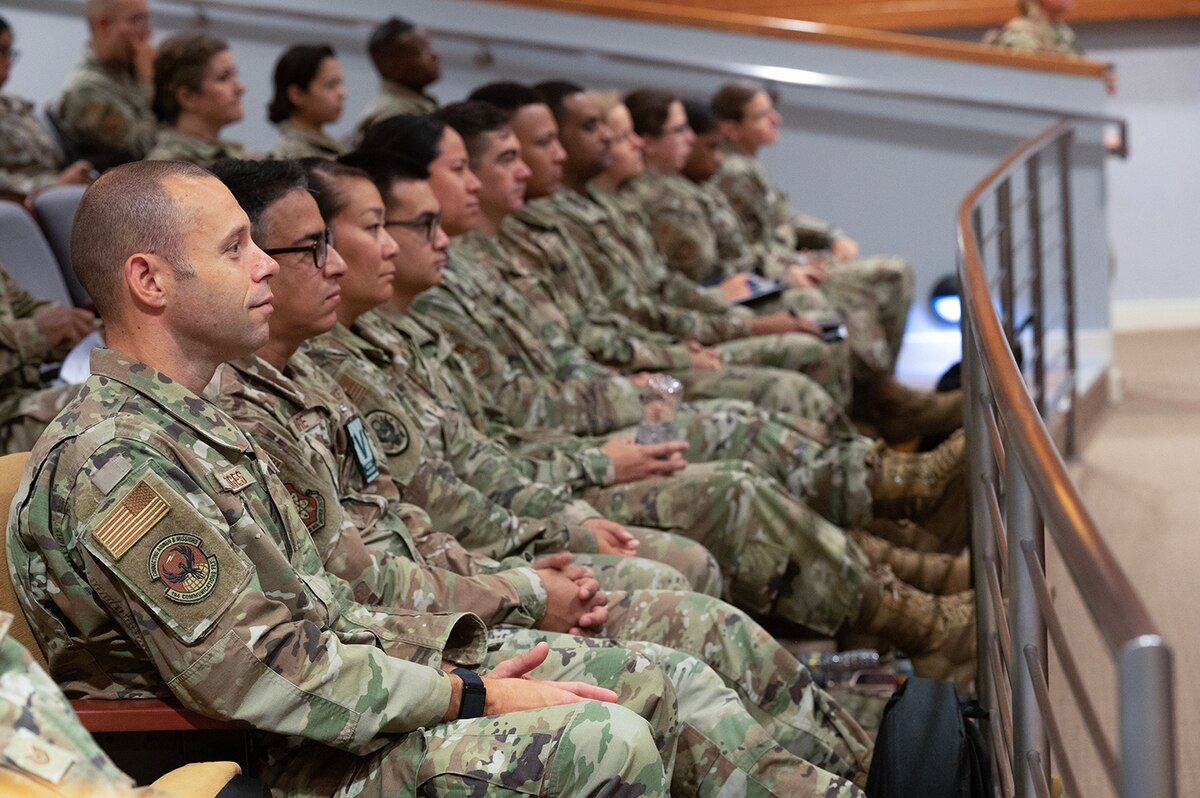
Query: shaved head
[[71, 160, 208, 319]]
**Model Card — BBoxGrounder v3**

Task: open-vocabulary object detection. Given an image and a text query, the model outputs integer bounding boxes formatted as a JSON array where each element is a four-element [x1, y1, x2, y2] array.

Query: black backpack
[[866, 677, 994, 798]]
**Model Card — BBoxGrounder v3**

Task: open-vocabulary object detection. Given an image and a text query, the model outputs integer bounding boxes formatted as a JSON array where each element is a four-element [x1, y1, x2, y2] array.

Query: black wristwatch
[[452, 667, 486, 719]]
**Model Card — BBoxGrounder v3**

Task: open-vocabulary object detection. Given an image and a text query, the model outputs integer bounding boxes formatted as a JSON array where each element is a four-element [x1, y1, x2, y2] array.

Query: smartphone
[[819, 318, 848, 343]]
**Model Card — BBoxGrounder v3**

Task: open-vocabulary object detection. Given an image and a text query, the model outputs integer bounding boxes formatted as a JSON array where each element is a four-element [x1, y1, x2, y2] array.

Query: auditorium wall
[[8, 1, 1180, 383]]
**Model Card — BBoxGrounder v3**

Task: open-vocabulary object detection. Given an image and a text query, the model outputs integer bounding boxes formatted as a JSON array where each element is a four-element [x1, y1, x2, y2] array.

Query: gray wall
[[3, 0, 1122, 380], [924, 18, 1200, 331]]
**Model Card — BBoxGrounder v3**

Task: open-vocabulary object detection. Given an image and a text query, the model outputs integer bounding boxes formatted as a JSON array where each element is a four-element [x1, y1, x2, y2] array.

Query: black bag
[[866, 676, 994, 798]]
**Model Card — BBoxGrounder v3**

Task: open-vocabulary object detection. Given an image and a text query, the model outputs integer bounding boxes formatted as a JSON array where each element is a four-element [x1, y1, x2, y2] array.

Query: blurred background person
[[57, 0, 157, 168], [268, 43, 347, 159], [0, 15, 94, 201], [146, 32, 245, 166]]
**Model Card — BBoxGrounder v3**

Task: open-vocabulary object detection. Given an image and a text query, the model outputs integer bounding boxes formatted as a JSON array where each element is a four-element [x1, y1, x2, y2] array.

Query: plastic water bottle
[[635, 374, 683, 445]]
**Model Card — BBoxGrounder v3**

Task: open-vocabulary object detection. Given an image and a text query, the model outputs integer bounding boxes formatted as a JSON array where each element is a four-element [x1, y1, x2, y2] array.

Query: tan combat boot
[[865, 517, 968, 555], [853, 564, 976, 686], [854, 374, 963, 444], [872, 429, 967, 544], [850, 529, 971, 595]]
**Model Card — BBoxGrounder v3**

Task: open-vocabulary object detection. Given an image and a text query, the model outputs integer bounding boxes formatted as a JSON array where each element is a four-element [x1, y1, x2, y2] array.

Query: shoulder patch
[[4, 728, 75, 785], [148, 534, 221, 604], [284, 483, 326, 535], [84, 466, 252, 644], [365, 410, 410, 456], [345, 417, 380, 483]]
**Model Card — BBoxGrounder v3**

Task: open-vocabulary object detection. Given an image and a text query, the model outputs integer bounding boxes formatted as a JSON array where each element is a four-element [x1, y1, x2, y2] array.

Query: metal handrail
[[146, 0, 1129, 157], [958, 120, 1153, 652], [958, 119, 1176, 798]]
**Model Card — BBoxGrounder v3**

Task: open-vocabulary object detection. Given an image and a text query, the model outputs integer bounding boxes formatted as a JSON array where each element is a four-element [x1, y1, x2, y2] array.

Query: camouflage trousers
[[715, 331, 853, 410], [677, 364, 845, 430], [581, 460, 867, 635], [820, 256, 914, 375], [495, 627, 866, 797], [669, 401, 879, 529], [596, 589, 873, 782], [261, 642, 674, 797]]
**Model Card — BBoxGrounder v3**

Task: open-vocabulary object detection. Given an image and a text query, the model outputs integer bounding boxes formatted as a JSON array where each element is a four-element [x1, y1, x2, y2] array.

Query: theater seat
[[0, 452, 253, 798], [0, 201, 75, 308], [31, 185, 91, 308]]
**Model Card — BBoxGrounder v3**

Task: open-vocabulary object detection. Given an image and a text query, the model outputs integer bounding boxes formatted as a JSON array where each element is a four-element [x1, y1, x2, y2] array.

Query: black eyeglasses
[[385, 212, 441, 243], [263, 227, 332, 270]]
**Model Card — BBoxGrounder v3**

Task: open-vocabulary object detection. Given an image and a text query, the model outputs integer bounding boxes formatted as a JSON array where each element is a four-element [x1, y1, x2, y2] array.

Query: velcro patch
[[365, 410, 410, 456], [85, 466, 252, 645], [345, 417, 379, 483], [4, 728, 74, 785], [285, 483, 326, 535], [216, 465, 256, 493], [93, 478, 169, 560]]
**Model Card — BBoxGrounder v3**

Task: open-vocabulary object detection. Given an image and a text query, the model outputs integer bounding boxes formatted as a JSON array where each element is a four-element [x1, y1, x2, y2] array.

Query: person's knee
[[554, 701, 670, 796]]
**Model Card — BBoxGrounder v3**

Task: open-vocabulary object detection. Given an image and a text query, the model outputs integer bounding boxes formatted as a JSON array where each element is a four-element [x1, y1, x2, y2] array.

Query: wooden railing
[[480, 0, 1111, 76], [517, 0, 1200, 31]]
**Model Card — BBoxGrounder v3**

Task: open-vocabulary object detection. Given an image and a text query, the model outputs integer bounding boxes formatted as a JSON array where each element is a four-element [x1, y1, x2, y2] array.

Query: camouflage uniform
[[514, 187, 854, 406], [0, 611, 146, 797], [215, 351, 873, 783], [985, 5, 1079, 54], [0, 95, 65, 198], [0, 264, 79, 454], [8, 347, 680, 797], [306, 321, 711, 595], [714, 150, 915, 372], [355, 79, 437, 139], [144, 129, 246, 168], [408, 243, 879, 528], [625, 172, 902, 384], [57, 46, 158, 166], [268, 121, 348, 160], [350, 305, 872, 636], [463, 226, 849, 428]]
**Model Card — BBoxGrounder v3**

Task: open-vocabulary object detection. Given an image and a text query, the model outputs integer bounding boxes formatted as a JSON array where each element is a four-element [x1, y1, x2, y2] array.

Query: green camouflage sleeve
[[0, 266, 54, 393], [714, 161, 778, 249], [792, 211, 843, 251], [58, 75, 158, 163], [14, 436, 479, 749], [498, 226, 692, 372], [327, 354, 600, 559], [0, 613, 139, 796], [221, 389, 547, 629], [412, 285, 645, 436]]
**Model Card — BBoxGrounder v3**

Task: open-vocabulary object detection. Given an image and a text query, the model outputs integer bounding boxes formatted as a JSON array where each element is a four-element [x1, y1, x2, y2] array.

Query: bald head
[[72, 160, 208, 319]]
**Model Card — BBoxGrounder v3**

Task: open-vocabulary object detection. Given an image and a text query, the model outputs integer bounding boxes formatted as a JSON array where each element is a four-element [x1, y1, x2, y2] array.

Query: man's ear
[[717, 118, 740, 144], [124, 253, 170, 310]]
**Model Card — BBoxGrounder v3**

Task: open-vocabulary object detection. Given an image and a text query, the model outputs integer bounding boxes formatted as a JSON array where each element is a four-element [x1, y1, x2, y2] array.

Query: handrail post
[[961, 309, 996, 711], [1006, 440, 1048, 797], [1026, 153, 1046, 416], [1119, 637, 1176, 798], [1057, 132, 1079, 456], [998, 178, 1017, 351]]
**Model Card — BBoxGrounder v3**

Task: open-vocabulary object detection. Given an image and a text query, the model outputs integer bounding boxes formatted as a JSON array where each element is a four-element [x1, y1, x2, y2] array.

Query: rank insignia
[[285, 484, 326, 534], [366, 410, 410, 456], [148, 534, 220, 604]]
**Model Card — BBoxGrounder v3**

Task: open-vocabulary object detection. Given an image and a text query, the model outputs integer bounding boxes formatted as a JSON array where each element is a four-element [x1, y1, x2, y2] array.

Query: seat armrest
[[69, 698, 246, 732]]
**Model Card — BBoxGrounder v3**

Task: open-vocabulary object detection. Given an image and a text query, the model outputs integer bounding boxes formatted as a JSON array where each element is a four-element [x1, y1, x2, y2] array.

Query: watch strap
[[452, 667, 486, 719]]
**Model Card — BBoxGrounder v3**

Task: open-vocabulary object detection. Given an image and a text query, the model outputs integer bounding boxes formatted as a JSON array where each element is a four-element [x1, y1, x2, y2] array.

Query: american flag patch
[[93, 480, 169, 559]]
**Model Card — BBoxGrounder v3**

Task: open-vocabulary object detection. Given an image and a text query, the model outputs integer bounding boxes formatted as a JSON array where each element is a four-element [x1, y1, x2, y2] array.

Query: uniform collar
[[88, 348, 250, 451]]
